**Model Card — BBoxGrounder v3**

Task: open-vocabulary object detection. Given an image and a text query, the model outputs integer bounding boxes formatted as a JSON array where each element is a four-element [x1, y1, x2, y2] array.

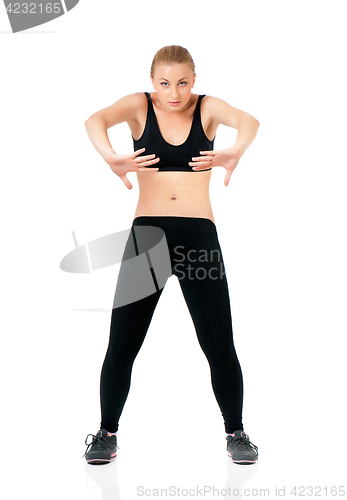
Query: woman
[[82, 45, 259, 465]]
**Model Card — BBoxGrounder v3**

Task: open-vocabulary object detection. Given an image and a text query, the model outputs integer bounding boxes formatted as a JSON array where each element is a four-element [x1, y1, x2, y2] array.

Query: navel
[[171, 194, 177, 201]]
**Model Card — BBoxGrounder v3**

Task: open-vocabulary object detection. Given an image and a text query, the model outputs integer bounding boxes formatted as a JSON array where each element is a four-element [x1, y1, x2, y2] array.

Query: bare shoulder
[[201, 95, 258, 128], [85, 92, 147, 129]]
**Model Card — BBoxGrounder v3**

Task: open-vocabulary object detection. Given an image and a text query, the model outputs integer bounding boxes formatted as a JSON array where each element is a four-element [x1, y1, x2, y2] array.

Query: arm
[[190, 96, 260, 186], [84, 93, 142, 163], [84, 93, 160, 190], [84, 116, 115, 162], [206, 96, 259, 158], [232, 114, 260, 158]]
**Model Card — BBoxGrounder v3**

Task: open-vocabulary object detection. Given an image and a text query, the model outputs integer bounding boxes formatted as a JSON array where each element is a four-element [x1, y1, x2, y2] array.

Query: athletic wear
[[132, 92, 214, 172], [83, 428, 118, 465], [100, 216, 244, 434], [226, 430, 258, 465]]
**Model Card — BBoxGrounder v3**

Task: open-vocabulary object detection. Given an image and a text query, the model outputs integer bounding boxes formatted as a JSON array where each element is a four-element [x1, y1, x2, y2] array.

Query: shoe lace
[[230, 434, 258, 452], [82, 433, 120, 459]]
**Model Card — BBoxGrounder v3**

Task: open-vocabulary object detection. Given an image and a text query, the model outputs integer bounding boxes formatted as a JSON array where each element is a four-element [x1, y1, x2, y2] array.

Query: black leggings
[[100, 216, 244, 434]]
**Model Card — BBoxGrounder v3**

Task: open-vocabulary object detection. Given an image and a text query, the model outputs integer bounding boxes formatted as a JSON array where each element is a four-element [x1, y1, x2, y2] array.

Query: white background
[[1, 1, 346, 499]]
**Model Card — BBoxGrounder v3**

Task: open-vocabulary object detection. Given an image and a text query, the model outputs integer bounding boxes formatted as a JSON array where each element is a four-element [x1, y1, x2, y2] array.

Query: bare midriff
[[133, 169, 215, 224]]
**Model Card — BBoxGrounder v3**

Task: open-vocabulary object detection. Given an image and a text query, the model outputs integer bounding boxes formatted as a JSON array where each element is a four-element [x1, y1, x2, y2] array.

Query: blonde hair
[[150, 45, 195, 79]]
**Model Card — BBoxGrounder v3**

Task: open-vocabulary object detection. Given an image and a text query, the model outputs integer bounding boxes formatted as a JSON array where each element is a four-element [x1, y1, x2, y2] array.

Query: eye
[[160, 81, 187, 87]]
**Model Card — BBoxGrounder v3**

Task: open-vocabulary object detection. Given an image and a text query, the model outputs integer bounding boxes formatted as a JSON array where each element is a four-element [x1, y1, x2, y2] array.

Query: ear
[[192, 73, 196, 88]]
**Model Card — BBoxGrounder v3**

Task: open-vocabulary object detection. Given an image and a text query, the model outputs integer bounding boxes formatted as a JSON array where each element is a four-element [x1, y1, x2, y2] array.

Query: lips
[[169, 101, 181, 106]]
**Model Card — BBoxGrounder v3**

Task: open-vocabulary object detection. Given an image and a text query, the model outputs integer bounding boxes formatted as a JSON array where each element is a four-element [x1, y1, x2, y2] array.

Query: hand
[[106, 148, 160, 190], [189, 147, 241, 187]]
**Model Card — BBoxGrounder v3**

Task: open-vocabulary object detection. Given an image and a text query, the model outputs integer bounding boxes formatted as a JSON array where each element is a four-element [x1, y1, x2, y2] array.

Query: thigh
[[174, 224, 235, 359], [107, 220, 170, 361], [113, 222, 170, 310], [107, 287, 165, 363]]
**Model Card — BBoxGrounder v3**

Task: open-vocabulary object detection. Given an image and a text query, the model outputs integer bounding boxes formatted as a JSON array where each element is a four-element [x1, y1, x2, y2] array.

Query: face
[[151, 63, 196, 111]]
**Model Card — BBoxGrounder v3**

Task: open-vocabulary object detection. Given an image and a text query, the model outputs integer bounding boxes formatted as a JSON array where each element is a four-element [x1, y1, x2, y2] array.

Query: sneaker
[[226, 430, 258, 465], [82, 428, 119, 465]]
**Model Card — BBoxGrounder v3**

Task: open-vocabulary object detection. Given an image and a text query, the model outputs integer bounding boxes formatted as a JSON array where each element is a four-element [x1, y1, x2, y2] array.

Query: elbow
[[85, 114, 98, 126], [241, 114, 260, 128], [253, 117, 260, 133], [247, 113, 259, 128], [85, 114, 107, 129]]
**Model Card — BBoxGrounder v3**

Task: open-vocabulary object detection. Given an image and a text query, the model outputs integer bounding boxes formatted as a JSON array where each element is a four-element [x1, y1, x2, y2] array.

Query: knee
[[205, 343, 238, 367], [104, 344, 135, 369]]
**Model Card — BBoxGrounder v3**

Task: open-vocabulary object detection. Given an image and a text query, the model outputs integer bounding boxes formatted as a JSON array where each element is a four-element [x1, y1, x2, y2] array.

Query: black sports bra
[[132, 92, 215, 172]]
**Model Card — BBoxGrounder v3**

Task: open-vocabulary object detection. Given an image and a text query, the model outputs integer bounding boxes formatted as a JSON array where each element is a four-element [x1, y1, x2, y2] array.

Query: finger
[[136, 157, 160, 167], [138, 167, 160, 172], [191, 153, 215, 162], [198, 151, 215, 156], [121, 175, 133, 190], [133, 148, 146, 157], [224, 170, 232, 187], [190, 156, 213, 162], [189, 161, 212, 169], [189, 163, 211, 167], [133, 154, 158, 163], [128, 158, 159, 171]]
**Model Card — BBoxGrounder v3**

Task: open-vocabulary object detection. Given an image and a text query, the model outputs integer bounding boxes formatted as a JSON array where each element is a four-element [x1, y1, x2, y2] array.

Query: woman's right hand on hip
[[106, 148, 160, 190]]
